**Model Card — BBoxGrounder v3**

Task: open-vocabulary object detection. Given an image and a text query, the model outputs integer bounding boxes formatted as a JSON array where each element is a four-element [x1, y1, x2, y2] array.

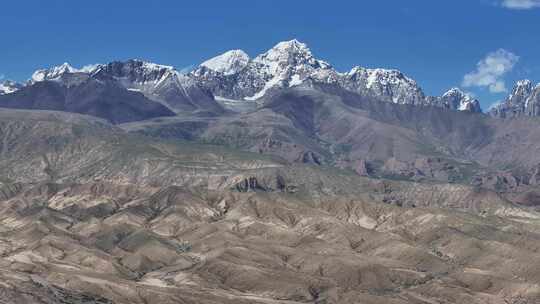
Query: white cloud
[[462, 49, 519, 94], [501, 0, 540, 9]]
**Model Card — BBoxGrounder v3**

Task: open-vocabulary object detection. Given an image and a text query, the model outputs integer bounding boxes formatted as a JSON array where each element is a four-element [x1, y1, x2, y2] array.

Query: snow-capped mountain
[[340, 67, 426, 105], [200, 50, 250, 75], [92, 59, 220, 113], [490, 80, 540, 118], [5, 39, 484, 116], [93, 60, 175, 88], [246, 39, 338, 100], [192, 39, 477, 112], [31, 62, 78, 82], [0, 81, 22, 95], [27, 60, 221, 114], [437, 88, 482, 112], [31, 62, 101, 83], [192, 39, 338, 101]]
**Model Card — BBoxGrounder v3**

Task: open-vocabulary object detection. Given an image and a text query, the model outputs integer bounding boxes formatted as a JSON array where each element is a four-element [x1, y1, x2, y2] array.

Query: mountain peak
[[443, 88, 476, 101], [57, 62, 75, 71], [366, 68, 415, 87], [490, 79, 540, 118], [259, 39, 312, 59], [443, 87, 465, 97], [341, 67, 426, 105], [271, 39, 309, 51], [92, 59, 185, 90], [508, 79, 534, 103], [516, 79, 533, 87], [440, 88, 481, 112], [29, 62, 106, 83], [200, 49, 250, 75], [31, 62, 78, 82], [130, 59, 174, 71], [0, 80, 22, 95], [254, 39, 330, 73]]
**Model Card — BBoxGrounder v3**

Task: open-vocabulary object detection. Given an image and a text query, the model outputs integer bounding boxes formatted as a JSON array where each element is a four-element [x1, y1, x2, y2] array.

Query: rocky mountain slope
[[0, 40, 483, 123], [0, 60, 223, 124], [92, 60, 222, 114], [490, 79, 540, 118], [0, 77, 176, 124], [1, 108, 540, 303], [121, 83, 540, 209], [192, 39, 482, 113], [429, 88, 482, 112]]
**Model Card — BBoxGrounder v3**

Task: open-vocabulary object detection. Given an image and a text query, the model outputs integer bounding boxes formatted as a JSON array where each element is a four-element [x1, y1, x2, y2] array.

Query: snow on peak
[[440, 87, 480, 112], [508, 79, 534, 102], [443, 88, 476, 102], [32, 62, 75, 82], [31, 62, 102, 82], [268, 39, 310, 55], [200, 50, 250, 75], [254, 39, 331, 75], [346, 67, 420, 94], [489, 79, 539, 117], [53, 62, 77, 74], [512, 79, 533, 93], [347, 67, 417, 88], [443, 87, 466, 97], [243, 39, 335, 100], [341, 67, 426, 104], [0, 80, 21, 95], [79, 64, 103, 74], [516, 79, 533, 87], [367, 69, 416, 89], [134, 59, 174, 72], [92, 59, 193, 93]]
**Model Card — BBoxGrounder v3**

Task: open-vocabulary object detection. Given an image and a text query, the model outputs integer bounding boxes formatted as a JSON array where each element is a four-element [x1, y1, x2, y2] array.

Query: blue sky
[[0, 0, 539, 109]]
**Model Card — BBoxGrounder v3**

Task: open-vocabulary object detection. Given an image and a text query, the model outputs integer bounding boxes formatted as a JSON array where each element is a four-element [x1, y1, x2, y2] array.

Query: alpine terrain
[[1, 40, 540, 304]]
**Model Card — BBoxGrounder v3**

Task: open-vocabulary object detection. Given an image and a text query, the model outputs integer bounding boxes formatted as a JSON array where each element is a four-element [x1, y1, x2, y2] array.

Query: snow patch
[[201, 49, 250, 75]]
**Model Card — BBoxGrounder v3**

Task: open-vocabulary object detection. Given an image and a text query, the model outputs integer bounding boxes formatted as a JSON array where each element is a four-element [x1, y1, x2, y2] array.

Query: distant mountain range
[[1, 39, 540, 191], [5, 40, 540, 121], [193, 40, 482, 113], [0, 40, 487, 122]]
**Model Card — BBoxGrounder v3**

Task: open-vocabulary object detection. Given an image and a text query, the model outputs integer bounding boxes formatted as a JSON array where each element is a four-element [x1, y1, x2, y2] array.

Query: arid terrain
[[0, 109, 539, 304]]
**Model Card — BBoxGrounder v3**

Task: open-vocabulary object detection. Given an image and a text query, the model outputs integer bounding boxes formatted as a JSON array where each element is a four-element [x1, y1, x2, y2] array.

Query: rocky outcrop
[[381, 157, 466, 182], [433, 88, 482, 113], [490, 80, 540, 118], [340, 67, 426, 106], [94, 60, 222, 113]]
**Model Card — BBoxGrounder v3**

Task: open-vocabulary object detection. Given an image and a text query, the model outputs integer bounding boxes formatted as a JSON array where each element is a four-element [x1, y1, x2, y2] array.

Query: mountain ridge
[[0, 39, 484, 116], [490, 79, 540, 118], [192, 39, 483, 113]]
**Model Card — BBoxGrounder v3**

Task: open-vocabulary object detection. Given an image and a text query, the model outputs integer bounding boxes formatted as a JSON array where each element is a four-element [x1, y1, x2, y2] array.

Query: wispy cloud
[[462, 49, 519, 93], [500, 0, 540, 9]]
